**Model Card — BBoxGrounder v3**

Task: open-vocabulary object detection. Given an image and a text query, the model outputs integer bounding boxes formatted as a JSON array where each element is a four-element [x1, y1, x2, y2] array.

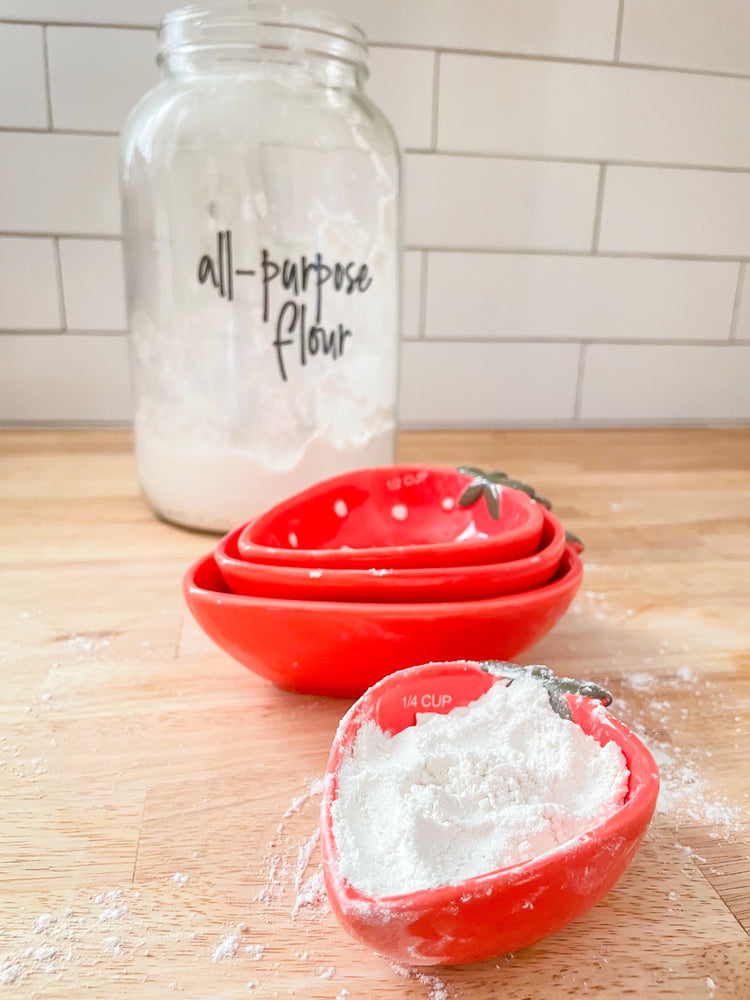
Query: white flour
[[331, 674, 630, 897], [134, 427, 394, 532]]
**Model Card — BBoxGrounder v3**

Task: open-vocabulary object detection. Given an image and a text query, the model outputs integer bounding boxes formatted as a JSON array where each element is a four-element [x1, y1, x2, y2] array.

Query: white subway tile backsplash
[[0, 333, 131, 422], [1, 0, 748, 428], [0, 238, 62, 330], [0, 0, 620, 58], [47, 26, 158, 133], [59, 239, 127, 330], [620, 0, 750, 77], [580, 344, 750, 421], [424, 253, 738, 342], [368, 48, 434, 151], [398, 340, 579, 425], [340, 0, 619, 59], [405, 155, 599, 251], [438, 55, 750, 170], [0, 1, 168, 26], [0, 24, 48, 129], [599, 166, 750, 258], [0, 133, 121, 236], [401, 250, 422, 341]]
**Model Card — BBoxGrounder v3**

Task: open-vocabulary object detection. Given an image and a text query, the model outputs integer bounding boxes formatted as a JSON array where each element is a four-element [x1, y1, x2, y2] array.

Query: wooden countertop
[[1, 428, 748, 998]]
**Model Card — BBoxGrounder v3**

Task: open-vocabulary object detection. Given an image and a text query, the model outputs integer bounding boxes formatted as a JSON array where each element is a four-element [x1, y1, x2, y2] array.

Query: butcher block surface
[[1, 427, 748, 998]]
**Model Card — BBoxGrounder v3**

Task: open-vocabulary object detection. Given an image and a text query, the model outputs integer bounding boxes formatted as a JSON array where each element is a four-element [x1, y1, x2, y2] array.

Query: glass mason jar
[[120, 2, 401, 532]]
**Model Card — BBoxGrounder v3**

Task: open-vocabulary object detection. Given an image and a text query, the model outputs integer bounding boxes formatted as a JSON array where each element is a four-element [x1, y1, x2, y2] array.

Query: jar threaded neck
[[159, 2, 369, 76]]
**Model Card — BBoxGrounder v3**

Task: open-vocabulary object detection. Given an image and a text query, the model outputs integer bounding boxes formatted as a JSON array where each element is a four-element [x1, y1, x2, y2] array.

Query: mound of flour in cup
[[331, 673, 630, 896]]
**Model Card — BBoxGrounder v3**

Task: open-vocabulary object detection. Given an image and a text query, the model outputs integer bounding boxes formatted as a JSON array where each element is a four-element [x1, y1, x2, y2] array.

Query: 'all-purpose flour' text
[[197, 229, 373, 382]]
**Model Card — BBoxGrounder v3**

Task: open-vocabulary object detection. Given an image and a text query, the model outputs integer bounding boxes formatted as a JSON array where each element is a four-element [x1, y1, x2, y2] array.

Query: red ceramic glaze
[[182, 544, 583, 698], [216, 508, 566, 602], [320, 661, 660, 966], [236, 465, 545, 568]]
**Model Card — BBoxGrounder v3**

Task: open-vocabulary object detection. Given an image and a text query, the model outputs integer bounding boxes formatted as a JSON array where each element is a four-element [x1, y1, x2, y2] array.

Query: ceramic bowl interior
[[182, 544, 583, 698], [320, 660, 660, 966], [237, 465, 545, 568], [216, 507, 566, 603]]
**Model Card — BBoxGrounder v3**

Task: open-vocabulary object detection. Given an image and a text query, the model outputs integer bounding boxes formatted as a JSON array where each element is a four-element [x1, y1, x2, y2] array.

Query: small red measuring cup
[[320, 660, 659, 966], [237, 465, 545, 569]]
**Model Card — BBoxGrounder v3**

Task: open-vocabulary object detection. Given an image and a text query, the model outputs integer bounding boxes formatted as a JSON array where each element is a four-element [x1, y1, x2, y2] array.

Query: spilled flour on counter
[[331, 674, 630, 896], [392, 963, 449, 1000], [614, 668, 746, 832], [256, 775, 329, 921]]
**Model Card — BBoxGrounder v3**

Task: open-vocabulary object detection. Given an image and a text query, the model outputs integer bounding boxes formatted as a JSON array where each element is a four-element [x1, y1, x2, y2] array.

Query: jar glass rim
[[159, 2, 369, 70]]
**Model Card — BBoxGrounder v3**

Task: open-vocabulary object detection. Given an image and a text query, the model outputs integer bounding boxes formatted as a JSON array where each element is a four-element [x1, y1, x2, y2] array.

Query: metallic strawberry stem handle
[[456, 465, 583, 551], [457, 466, 552, 520], [479, 661, 613, 720]]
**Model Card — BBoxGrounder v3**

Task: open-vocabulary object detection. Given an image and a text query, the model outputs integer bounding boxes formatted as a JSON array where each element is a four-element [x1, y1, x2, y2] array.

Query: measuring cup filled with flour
[[321, 660, 659, 966], [120, 2, 401, 531]]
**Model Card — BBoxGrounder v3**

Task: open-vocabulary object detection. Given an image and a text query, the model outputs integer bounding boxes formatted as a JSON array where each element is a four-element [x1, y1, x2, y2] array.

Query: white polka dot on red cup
[[391, 504, 408, 521]]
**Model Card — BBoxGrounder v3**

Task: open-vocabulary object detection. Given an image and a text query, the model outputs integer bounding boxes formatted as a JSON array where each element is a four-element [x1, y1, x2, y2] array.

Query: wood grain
[[0, 428, 748, 998]]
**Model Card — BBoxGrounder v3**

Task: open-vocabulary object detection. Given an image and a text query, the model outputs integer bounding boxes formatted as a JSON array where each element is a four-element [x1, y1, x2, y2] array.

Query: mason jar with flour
[[120, 2, 401, 531]]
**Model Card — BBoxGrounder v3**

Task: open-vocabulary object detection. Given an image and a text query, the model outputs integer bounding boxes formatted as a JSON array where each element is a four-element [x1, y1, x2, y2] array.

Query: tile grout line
[[0, 329, 67, 336], [40, 24, 54, 129], [51, 237, 68, 331], [430, 51, 440, 152], [573, 342, 588, 421], [404, 149, 750, 176], [0, 125, 120, 137], [0, 231, 122, 241], [591, 164, 608, 254], [418, 251, 429, 339], [0, 18, 158, 32], [728, 262, 745, 341], [401, 246, 750, 263], [381, 335, 744, 348], [613, 0, 625, 62], [6, 125, 750, 176], [1, 330, 741, 348], [0, 329, 127, 336]]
